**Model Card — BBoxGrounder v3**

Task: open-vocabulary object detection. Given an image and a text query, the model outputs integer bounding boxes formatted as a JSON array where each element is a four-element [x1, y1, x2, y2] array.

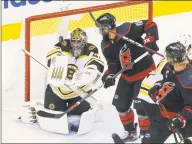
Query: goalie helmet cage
[[25, 1, 153, 102]]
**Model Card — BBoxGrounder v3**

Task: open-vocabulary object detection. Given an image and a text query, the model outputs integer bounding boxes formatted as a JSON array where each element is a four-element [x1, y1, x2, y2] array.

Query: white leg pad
[[77, 108, 97, 135], [37, 111, 69, 135]]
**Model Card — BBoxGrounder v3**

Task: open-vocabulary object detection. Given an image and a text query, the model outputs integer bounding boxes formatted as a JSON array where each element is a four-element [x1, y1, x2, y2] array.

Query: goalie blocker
[[19, 28, 104, 135]]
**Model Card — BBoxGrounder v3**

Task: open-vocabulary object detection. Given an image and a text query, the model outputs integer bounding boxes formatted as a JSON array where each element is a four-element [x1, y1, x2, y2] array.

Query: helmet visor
[[166, 54, 187, 63]]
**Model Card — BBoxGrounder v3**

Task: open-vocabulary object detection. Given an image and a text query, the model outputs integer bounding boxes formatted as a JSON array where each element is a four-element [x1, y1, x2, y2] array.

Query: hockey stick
[[88, 11, 164, 58], [159, 103, 184, 143], [21, 49, 98, 106], [37, 51, 149, 119]]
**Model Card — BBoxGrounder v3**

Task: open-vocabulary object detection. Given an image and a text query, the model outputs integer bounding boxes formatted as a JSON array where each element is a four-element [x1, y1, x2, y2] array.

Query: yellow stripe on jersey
[[47, 47, 60, 55], [141, 83, 152, 89], [139, 89, 149, 97], [85, 57, 104, 67], [46, 48, 63, 62], [140, 83, 151, 97], [55, 85, 89, 99], [78, 55, 89, 59], [46, 48, 72, 62], [156, 59, 167, 73]]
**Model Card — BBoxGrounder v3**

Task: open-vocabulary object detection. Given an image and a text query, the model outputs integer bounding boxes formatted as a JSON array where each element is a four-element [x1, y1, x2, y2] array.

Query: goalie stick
[[88, 11, 164, 58], [36, 51, 149, 119]]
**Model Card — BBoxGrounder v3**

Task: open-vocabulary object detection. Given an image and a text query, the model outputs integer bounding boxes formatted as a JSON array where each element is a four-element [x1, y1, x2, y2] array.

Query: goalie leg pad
[[37, 110, 69, 135], [77, 108, 97, 135]]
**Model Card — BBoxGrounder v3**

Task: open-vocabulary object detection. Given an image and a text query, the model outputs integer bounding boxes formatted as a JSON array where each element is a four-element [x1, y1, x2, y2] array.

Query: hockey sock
[[119, 108, 135, 131], [138, 117, 150, 134]]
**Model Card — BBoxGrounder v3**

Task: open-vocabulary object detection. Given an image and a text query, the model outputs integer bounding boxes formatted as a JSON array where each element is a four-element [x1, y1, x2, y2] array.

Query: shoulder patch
[[89, 45, 96, 51], [61, 40, 67, 46], [176, 67, 192, 89], [116, 22, 131, 36]]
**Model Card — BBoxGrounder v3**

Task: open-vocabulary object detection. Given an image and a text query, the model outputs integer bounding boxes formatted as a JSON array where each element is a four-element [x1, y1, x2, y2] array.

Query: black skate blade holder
[[112, 133, 125, 144]]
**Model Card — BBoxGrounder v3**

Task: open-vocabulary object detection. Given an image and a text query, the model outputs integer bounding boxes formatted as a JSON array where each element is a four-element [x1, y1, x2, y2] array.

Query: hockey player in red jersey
[[142, 42, 192, 143], [95, 13, 159, 142]]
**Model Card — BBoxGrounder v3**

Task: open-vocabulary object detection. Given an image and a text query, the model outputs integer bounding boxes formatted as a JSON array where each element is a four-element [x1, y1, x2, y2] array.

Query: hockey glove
[[102, 71, 115, 89], [148, 81, 162, 102], [172, 115, 186, 129], [144, 35, 159, 53]]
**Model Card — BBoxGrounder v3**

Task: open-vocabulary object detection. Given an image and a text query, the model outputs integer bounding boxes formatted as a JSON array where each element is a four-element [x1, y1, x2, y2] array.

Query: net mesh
[[30, 3, 149, 36], [26, 2, 151, 101]]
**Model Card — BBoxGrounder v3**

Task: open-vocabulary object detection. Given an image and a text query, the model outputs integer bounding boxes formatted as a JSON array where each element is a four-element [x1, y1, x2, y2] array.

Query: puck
[[112, 133, 124, 144]]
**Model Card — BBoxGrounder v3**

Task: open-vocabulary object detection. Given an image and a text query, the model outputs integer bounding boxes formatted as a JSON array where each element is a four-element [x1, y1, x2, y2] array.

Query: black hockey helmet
[[96, 13, 116, 28], [96, 13, 116, 36], [165, 42, 188, 63]]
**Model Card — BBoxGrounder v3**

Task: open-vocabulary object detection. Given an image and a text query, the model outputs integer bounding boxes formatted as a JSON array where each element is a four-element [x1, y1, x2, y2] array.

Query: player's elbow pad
[[144, 21, 159, 41]]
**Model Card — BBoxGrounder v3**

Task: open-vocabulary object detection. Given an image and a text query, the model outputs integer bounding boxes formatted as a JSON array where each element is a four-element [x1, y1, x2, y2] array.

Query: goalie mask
[[70, 28, 88, 58], [165, 42, 188, 63], [96, 13, 116, 37]]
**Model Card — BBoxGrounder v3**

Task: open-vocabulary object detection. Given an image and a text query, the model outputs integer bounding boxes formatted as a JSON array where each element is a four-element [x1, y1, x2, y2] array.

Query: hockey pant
[[112, 76, 150, 133], [44, 84, 91, 115], [136, 71, 164, 134], [142, 116, 192, 144]]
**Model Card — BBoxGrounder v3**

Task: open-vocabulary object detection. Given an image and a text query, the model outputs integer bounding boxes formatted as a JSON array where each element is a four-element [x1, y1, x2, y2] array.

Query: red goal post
[[25, 1, 153, 102]]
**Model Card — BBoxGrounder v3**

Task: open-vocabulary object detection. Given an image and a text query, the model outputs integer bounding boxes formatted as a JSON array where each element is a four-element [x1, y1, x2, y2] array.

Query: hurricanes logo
[[120, 45, 132, 69], [51, 67, 64, 80]]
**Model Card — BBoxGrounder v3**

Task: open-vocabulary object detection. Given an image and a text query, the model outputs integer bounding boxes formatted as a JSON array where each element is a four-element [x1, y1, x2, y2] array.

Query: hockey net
[[24, 1, 153, 102]]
